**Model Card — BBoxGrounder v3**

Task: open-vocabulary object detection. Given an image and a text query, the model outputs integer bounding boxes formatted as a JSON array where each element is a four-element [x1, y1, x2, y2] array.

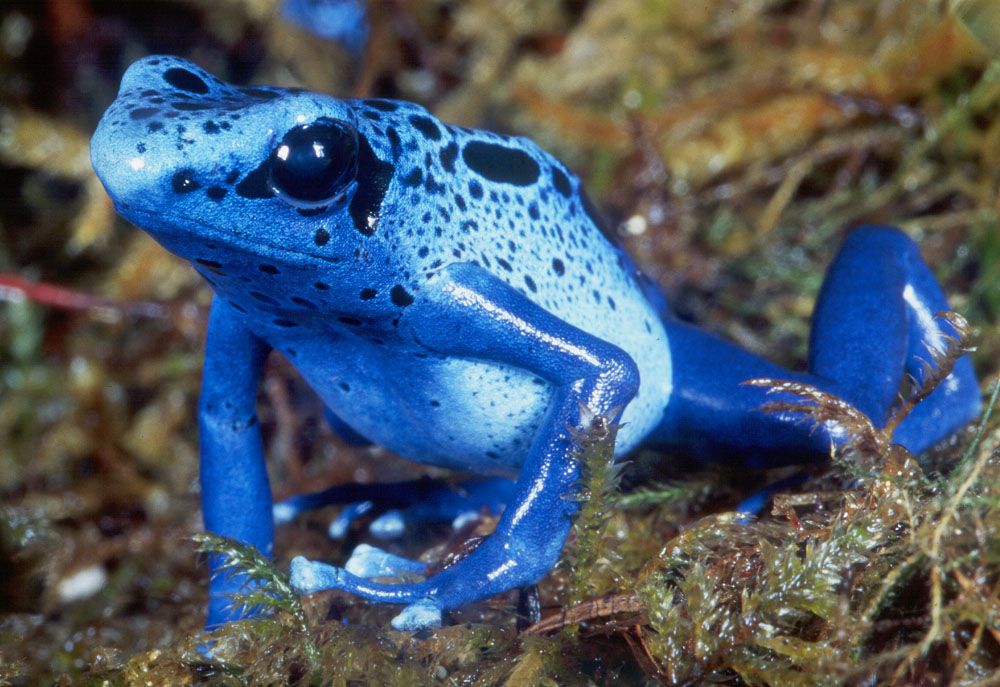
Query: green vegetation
[[2, 0, 1000, 684]]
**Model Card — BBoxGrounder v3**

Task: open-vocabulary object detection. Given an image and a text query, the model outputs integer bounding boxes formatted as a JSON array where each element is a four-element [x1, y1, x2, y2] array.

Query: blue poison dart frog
[[91, 56, 981, 632]]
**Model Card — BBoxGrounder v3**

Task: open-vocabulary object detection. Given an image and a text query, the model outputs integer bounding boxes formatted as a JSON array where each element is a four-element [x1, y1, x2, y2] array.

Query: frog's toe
[[344, 544, 427, 579], [327, 500, 375, 539], [391, 599, 442, 632], [450, 510, 481, 530], [272, 501, 298, 525], [368, 510, 406, 539], [290, 556, 346, 595]]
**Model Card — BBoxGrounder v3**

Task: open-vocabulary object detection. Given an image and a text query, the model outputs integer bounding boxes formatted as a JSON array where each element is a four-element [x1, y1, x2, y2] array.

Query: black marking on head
[[362, 99, 398, 112], [164, 67, 210, 94], [579, 188, 620, 247], [235, 159, 274, 199], [496, 257, 513, 272], [402, 168, 423, 187], [390, 284, 414, 307], [203, 120, 221, 134], [291, 296, 317, 309], [348, 135, 392, 235], [273, 318, 299, 327], [528, 203, 540, 220], [171, 101, 213, 111], [172, 169, 201, 194], [297, 206, 327, 217], [454, 195, 467, 211], [418, 246, 429, 258], [225, 170, 240, 184], [551, 166, 572, 197], [249, 291, 280, 305], [462, 141, 540, 186], [147, 121, 164, 132], [338, 316, 363, 326], [229, 301, 247, 313], [409, 115, 441, 140], [340, 382, 351, 391], [359, 288, 377, 300], [524, 275, 537, 293], [196, 258, 223, 268], [552, 258, 565, 276], [362, 110, 382, 121], [206, 186, 227, 201], [424, 173, 445, 195], [439, 142, 459, 173], [386, 127, 402, 159], [239, 87, 280, 101], [314, 227, 331, 246], [258, 264, 280, 275], [469, 180, 484, 199], [130, 107, 160, 120], [314, 281, 330, 290]]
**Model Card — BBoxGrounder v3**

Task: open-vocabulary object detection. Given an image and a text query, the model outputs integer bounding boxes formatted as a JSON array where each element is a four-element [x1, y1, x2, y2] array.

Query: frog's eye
[[268, 118, 359, 209]]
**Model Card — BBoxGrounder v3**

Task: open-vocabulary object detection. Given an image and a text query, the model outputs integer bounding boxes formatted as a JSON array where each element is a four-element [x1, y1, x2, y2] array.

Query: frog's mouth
[[119, 204, 343, 268]]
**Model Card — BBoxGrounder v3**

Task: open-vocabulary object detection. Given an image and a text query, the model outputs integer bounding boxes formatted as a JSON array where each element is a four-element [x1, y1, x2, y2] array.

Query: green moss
[[5, 1, 1000, 684]]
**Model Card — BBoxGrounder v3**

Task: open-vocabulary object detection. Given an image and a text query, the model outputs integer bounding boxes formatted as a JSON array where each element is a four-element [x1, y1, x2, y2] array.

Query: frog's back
[[349, 100, 673, 453]]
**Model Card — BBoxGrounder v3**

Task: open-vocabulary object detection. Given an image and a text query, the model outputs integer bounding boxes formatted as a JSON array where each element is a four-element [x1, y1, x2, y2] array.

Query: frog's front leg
[[199, 299, 273, 629], [290, 263, 640, 630]]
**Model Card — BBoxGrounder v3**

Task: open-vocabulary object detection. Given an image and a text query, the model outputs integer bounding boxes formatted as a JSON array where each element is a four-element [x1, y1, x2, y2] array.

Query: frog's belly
[[295, 344, 551, 475], [284, 320, 667, 476]]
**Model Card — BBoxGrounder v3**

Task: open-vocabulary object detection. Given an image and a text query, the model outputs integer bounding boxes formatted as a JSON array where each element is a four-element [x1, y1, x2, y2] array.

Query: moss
[[4, 0, 1000, 684]]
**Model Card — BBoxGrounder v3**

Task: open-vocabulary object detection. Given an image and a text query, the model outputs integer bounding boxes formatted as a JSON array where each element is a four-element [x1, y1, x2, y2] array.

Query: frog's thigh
[[323, 405, 373, 447]]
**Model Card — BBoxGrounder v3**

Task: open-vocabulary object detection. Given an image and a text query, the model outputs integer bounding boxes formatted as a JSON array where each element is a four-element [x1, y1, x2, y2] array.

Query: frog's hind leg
[[273, 476, 515, 539], [323, 406, 373, 447], [806, 225, 980, 453], [650, 225, 980, 464]]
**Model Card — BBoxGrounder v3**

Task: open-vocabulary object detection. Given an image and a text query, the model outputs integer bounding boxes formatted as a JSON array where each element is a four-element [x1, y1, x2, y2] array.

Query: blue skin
[[90, 56, 981, 631], [281, 0, 369, 58]]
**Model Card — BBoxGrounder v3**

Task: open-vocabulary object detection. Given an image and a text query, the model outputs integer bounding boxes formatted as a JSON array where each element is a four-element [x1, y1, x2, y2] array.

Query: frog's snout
[[91, 55, 235, 211], [91, 55, 350, 221]]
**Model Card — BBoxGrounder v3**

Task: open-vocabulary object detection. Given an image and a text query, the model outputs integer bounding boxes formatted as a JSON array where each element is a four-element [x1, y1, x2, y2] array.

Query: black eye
[[269, 118, 358, 208]]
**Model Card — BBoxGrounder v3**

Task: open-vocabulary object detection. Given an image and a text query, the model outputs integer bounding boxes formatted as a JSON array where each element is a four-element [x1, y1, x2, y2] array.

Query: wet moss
[[2, 0, 1000, 684]]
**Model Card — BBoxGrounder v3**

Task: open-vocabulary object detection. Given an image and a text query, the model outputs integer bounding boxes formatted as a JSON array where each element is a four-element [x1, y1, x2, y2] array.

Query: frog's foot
[[272, 477, 515, 540], [391, 600, 443, 631], [363, 477, 514, 539], [327, 501, 376, 538], [734, 471, 809, 517], [343, 544, 428, 579], [289, 526, 569, 632], [287, 557, 442, 630]]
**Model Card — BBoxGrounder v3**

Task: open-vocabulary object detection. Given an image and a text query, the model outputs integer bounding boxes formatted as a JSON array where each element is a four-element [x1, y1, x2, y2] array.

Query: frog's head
[[91, 55, 390, 275]]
